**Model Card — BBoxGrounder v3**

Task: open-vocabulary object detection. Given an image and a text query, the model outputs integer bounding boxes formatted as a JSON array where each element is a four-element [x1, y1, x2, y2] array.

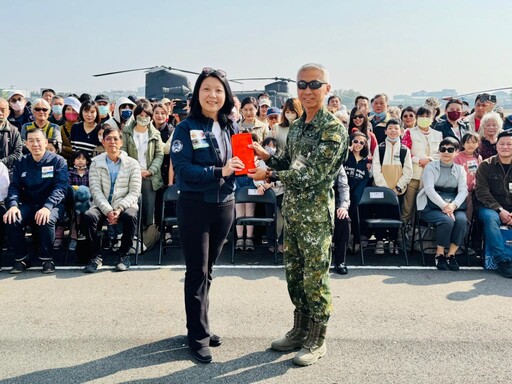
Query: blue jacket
[[170, 115, 238, 203], [344, 152, 371, 207], [7, 151, 69, 210]]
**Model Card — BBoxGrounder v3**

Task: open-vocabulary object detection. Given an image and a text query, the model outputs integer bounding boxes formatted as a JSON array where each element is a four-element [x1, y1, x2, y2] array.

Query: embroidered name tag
[[190, 130, 209, 150]]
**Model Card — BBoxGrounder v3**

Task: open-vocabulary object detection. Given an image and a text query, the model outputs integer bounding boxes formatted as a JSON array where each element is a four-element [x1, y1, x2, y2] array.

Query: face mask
[[447, 111, 462, 121], [265, 146, 276, 156], [10, 100, 25, 112], [52, 105, 63, 115], [374, 111, 387, 121], [386, 136, 400, 143], [65, 111, 79, 121], [417, 117, 432, 129], [285, 112, 297, 124], [121, 109, 133, 120], [98, 105, 109, 116], [136, 116, 151, 126]]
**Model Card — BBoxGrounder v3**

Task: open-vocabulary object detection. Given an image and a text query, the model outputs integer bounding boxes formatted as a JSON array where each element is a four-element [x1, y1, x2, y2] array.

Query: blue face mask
[[98, 105, 109, 116], [120, 109, 132, 120], [386, 136, 400, 143], [52, 105, 63, 115], [374, 111, 387, 121]]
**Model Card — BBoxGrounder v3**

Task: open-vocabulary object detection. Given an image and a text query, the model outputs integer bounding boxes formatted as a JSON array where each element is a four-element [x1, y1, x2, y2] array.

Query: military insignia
[[172, 140, 183, 153]]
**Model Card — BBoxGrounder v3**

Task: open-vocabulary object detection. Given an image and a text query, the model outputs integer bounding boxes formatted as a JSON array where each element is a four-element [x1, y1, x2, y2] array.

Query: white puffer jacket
[[89, 151, 142, 215]]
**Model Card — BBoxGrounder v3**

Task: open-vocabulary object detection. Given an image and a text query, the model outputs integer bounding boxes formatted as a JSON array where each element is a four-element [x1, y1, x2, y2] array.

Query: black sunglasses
[[354, 114, 365, 119], [439, 146, 456, 153], [202, 67, 227, 77], [478, 94, 497, 103], [297, 80, 327, 90], [34, 108, 49, 112]]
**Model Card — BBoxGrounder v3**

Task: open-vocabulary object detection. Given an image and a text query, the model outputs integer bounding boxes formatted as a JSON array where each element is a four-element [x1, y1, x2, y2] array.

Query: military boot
[[271, 310, 310, 351], [293, 320, 327, 366]]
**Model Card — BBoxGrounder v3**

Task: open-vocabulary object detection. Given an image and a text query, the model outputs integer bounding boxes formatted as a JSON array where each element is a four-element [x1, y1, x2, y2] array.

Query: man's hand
[[499, 209, 512, 226], [3, 206, 21, 224], [34, 207, 51, 226], [337, 207, 349, 220], [248, 168, 267, 181], [107, 209, 121, 225], [249, 142, 270, 161]]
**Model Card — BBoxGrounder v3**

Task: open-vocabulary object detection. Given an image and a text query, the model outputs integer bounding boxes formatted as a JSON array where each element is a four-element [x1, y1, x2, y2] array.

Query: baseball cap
[[160, 98, 172, 104], [267, 107, 282, 116], [259, 98, 271, 107], [94, 94, 110, 103], [7, 90, 26, 100], [63, 96, 81, 113]]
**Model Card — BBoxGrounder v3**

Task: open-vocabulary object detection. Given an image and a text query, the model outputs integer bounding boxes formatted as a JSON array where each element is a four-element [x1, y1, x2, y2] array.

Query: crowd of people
[[2, 63, 512, 366]]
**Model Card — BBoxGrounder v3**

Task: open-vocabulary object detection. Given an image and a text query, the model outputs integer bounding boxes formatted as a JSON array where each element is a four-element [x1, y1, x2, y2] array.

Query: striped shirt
[[70, 122, 101, 157]]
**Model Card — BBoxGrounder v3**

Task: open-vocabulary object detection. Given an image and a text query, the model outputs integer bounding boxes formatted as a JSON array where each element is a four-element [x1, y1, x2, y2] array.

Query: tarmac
[[1, 239, 511, 383]]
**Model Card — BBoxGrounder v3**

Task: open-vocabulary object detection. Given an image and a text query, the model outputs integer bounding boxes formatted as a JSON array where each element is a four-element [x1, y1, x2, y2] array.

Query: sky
[[3, 0, 511, 99]]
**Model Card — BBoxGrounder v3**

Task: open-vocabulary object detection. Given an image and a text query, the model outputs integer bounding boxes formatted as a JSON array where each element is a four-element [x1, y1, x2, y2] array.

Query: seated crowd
[[0, 89, 511, 280]]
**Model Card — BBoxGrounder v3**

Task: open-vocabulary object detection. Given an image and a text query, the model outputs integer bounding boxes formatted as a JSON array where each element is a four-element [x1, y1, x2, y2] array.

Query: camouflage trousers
[[284, 219, 333, 324]]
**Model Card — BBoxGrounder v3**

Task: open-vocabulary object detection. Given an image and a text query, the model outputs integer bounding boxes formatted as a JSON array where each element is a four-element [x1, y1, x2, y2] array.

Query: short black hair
[[355, 95, 369, 106], [79, 101, 101, 124], [416, 106, 432, 117], [439, 136, 460, 150], [71, 150, 92, 166], [385, 118, 402, 128], [134, 101, 153, 119], [103, 126, 122, 139], [497, 130, 512, 141]]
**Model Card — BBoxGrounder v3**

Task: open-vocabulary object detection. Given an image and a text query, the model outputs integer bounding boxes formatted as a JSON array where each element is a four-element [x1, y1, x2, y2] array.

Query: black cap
[[94, 94, 110, 103], [475, 93, 497, 104], [41, 88, 55, 96], [497, 130, 512, 141]]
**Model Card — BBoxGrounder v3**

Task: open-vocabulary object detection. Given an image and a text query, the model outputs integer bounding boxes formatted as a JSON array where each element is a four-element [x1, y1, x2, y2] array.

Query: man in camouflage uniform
[[250, 63, 348, 366]]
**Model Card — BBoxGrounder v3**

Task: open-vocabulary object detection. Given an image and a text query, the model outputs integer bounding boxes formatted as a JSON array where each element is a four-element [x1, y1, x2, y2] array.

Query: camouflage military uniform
[[268, 106, 348, 323]]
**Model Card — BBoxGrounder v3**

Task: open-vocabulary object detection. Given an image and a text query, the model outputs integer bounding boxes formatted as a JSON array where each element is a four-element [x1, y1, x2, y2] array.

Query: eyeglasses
[[352, 139, 366, 145], [439, 147, 456, 153], [10, 97, 23, 103], [297, 80, 327, 90], [354, 114, 365, 119], [104, 136, 121, 142], [202, 67, 227, 77], [34, 108, 49, 112], [403, 114, 415, 118]]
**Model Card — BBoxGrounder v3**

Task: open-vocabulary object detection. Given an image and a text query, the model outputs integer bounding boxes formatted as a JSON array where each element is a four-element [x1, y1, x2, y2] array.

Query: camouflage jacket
[[268, 106, 348, 223]]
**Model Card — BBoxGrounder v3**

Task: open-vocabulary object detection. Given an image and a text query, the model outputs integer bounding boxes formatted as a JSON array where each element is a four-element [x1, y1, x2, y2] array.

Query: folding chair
[[158, 185, 179, 265], [357, 186, 408, 266], [232, 186, 278, 264]]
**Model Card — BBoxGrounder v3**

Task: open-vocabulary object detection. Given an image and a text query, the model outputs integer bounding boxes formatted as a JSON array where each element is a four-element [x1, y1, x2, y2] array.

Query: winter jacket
[[121, 121, 164, 191], [475, 155, 512, 212], [0, 121, 23, 171], [105, 97, 135, 131], [89, 151, 141, 215]]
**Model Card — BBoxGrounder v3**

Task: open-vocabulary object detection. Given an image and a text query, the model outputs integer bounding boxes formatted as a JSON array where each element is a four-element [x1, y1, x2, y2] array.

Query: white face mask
[[285, 112, 297, 124], [265, 146, 276, 156], [10, 100, 25, 112]]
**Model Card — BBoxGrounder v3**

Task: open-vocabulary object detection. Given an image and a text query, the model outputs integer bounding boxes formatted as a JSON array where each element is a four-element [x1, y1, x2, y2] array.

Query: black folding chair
[[357, 186, 408, 266], [232, 186, 278, 264], [158, 185, 179, 265]]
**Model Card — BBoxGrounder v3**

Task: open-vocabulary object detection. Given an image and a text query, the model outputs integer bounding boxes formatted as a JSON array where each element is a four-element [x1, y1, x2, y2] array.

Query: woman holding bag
[[416, 137, 468, 271]]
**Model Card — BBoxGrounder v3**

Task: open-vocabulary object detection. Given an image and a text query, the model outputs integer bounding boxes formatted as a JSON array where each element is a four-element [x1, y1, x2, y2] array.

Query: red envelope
[[231, 133, 255, 176]]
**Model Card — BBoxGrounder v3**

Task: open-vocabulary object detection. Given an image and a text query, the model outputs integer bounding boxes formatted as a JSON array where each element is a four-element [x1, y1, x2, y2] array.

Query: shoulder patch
[[321, 131, 342, 143], [172, 140, 183, 153]]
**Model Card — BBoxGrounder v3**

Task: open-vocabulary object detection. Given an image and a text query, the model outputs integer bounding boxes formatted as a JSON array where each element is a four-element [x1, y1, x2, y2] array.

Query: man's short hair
[[103, 126, 122, 139], [296, 63, 329, 83], [26, 128, 47, 139], [497, 130, 512, 141]]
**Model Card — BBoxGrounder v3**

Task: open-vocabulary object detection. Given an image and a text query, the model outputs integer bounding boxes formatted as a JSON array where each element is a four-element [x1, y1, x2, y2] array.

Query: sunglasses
[[352, 139, 366, 145], [34, 108, 49, 112], [439, 147, 455, 153], [10, 97, 23, 103], [297, 80, 327, 90], [354, 114, 365, 119], [202, 67, 227, 77], [268, 115, 279, 120], [478, 94, 497, 103], [403, 114, 415, 118]]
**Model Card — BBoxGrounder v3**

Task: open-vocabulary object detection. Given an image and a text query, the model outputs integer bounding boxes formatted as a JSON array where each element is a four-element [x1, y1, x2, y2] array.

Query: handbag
[[426, 188, 467, 211]]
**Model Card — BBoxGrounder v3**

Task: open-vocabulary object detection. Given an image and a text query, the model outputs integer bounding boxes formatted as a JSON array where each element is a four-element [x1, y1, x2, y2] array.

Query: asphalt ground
[[1, 264, 511, 383]]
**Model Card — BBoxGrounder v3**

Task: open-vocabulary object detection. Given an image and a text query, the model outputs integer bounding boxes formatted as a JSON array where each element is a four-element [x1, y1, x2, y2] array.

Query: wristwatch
[[496, 207, 503, 214], [396, 186, 402, 193]]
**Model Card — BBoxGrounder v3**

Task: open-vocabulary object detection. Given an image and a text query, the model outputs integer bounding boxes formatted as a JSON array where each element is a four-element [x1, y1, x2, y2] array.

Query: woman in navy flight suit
[[170, 67, 244, 364]]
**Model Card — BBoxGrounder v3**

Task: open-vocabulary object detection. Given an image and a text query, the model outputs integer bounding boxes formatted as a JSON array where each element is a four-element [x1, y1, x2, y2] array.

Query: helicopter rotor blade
[[93, 67, 160, 77], [231, 77, 296, 83], [443, 86, 512, 100]]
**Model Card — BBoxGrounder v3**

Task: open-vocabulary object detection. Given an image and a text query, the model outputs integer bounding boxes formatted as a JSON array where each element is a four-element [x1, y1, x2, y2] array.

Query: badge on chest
[[190, 130, 209, 150]]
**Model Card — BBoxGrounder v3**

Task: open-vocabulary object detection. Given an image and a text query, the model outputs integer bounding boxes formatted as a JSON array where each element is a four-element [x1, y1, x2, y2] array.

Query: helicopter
[[230, 77, 295, 108]]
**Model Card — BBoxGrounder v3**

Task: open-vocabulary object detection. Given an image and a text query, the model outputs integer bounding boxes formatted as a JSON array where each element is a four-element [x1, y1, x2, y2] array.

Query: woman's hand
[[257, 184, 266, 195], [419, 158, 431, 168], [222, 156, 245, 177], [141, 170, 152, 179], [442, 203, 456, 220], [249, 142, 270, 161], [336, 207, 349, 220]]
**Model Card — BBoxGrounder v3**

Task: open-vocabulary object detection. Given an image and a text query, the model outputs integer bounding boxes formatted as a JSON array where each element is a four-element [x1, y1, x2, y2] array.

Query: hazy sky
[[3, 0, 511, 99]]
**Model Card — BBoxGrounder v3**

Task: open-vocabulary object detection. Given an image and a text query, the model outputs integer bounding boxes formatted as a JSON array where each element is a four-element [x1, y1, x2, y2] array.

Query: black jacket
[[433, 119, 469, 141], [0, 121, 23, 172]]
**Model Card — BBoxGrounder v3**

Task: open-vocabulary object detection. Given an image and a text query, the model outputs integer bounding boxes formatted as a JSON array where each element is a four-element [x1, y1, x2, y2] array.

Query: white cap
[[7, 90, 26, 100]]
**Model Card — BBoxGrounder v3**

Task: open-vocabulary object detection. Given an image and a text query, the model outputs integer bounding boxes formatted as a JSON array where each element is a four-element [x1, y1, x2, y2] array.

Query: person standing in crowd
[[266, 107, 282, 136], [332, 165, 350, 275], [21, 99, 62, 154], [122, 102, 164, 231], [475, 130, 512, 278], [95, 94, 111, 124], [82, 126, 141, 273], [105, 97, 136, 131], [401, 106, 442, 226], [401, 106, 416, 130], [170, 67, 244, 364], [478, 111, 502, 160], [239, 97, 269, 143], [49, 95, 65, 126], [273, 98, 302, 152], [464, 94, 490, 133], [249, 63, 348, 366], [7, 90, 33, 129], [434, 99, 469, 141], [0, 98, 23, 174], [42, 89, 55, 105], [3, 128, 68, 274], [348, 107, 377, 155], [60, 96, 82, 162], [416, 137, 468, 271], [327, 95, 342, 113], [70, 101, 102, 157], [0, 162, 8, 271], [370, 93, 390, 143], [371, 119, 413, 255], [424, 97, 442, 126], [257, 97, 271, 124]]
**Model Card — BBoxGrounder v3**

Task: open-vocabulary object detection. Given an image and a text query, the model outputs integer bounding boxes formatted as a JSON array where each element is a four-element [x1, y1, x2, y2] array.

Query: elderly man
[[249, 63, 349, 366], [7, 90, 34, 129], [0, 98, 23, 174], [82, 126, 141, 273], [465, 93, 496, 133], [476, 130, 512, 278], [370, 93, 390, 143], [3, 128, 68, 274]]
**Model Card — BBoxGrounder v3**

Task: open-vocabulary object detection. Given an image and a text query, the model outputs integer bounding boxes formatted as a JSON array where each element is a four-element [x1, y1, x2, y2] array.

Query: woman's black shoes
[[436, 255, 459, 271], [447, 256, 459, 271], [191, 346, 212, 364], [334, 263, 348, 275]]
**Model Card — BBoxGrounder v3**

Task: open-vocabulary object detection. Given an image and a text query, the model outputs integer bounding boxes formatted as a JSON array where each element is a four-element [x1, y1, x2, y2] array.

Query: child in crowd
[[67, 151, 91, 250], [253, 137, 285, 253], [344, 131, 372, 253], [371, 119, 413, 255], [454, 132, 482, 222]]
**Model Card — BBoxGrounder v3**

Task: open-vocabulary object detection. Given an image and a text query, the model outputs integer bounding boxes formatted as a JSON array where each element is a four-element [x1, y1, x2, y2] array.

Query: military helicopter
[[230, 77, 295, 108]]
